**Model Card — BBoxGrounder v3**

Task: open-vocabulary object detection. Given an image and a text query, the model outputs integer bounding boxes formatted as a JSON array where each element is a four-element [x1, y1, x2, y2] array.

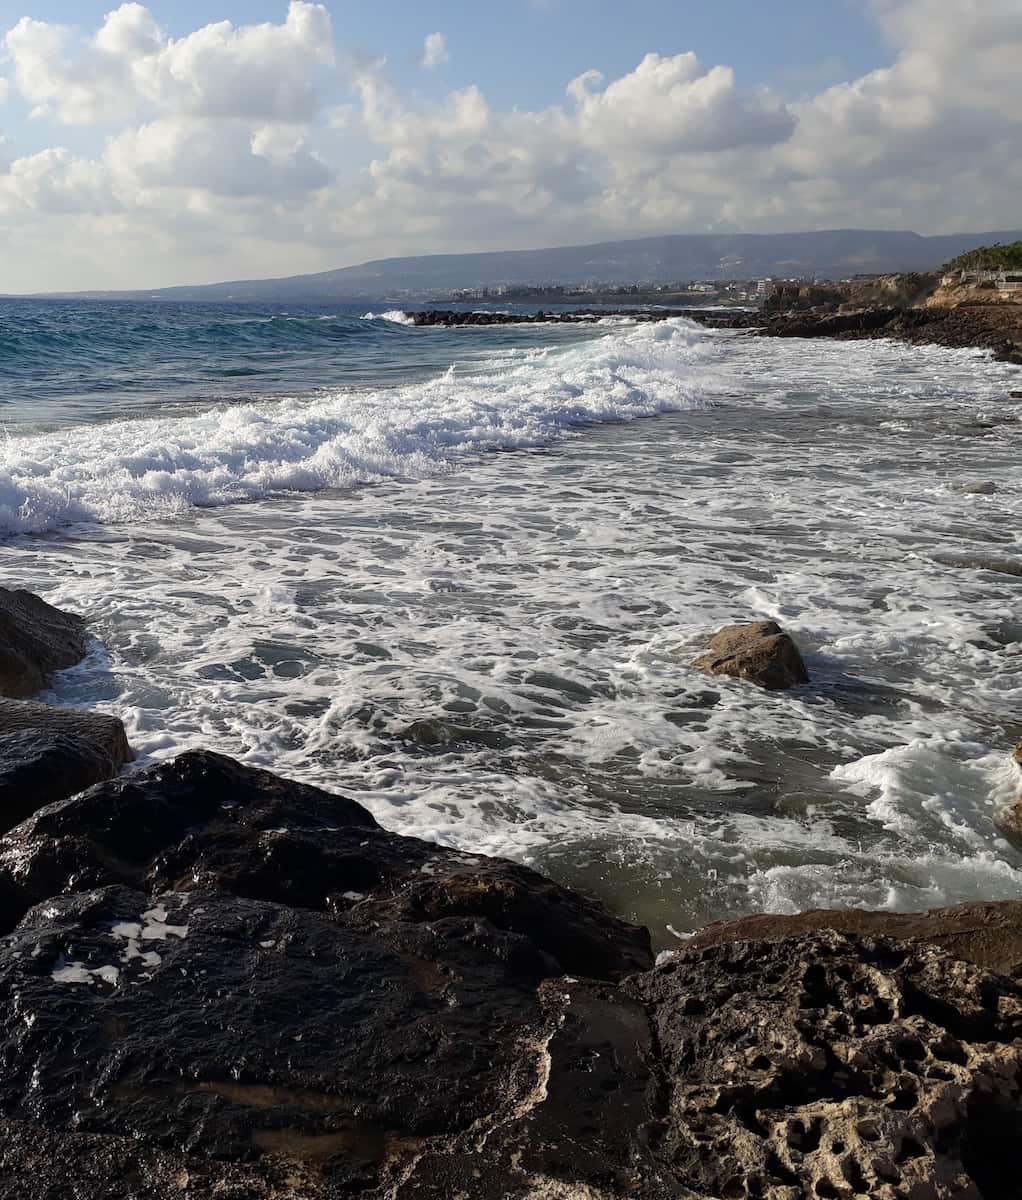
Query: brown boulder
[[683, 898, 1022, 975], [0, 589, 88, 698], [693, 619, 810, 690]]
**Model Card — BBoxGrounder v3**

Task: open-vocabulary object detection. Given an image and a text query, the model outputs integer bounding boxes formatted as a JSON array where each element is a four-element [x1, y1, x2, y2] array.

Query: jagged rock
[[0, 750, 652, 979], [684, 899, 1022, 976], [0, 588, 89, 698], [0, 729, 127, 833], [693, 620, 810, 690], [632, 931, 1022, 1200]]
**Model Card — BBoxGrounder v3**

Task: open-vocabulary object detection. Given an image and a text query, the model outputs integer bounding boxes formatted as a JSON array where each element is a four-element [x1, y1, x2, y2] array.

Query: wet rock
[[632, 930, 1022, 1200], [684, 898, 1022, 976], [960, 480, 998, 495], [0, 588, 89, 698], [0, 886, 569, 1193], [693, 619, 810, 690], [0, 750, 652, 979], [0, 699, 132, 838], [0, 729, 127, 833]]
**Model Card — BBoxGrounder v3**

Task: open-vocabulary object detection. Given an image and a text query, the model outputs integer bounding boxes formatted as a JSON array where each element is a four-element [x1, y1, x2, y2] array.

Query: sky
[[0, 0, 1019, 291]]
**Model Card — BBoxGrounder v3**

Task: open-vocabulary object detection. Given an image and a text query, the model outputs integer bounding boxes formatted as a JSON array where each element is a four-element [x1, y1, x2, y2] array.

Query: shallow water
[[2, 304, 1021, 947]]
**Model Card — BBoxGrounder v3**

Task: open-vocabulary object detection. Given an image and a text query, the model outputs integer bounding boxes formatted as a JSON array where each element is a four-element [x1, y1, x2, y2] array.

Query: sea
[[1, 297, 1020, 948]]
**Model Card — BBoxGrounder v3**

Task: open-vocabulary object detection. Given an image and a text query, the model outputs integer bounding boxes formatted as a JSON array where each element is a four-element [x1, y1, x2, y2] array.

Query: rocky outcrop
[[1, 750, 1021, 1198], [632, 931, 1022, 1200], [0, 588, 89, 698], [693, 620, 810, 691], [684, 898, 1022, 976], [0, 699, 132, 832], [0, 750, 652, 976], [408, 307, 706, 327], [751, 291, 1022, 364]]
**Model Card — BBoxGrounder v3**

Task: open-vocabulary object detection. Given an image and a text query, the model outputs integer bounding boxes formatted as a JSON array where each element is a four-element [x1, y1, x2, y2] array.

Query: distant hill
[[28, 229, 1022, 302]]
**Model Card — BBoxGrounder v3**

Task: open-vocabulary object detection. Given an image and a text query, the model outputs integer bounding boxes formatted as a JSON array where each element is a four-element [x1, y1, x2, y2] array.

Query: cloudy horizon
[[0, 0, 1019, 292]]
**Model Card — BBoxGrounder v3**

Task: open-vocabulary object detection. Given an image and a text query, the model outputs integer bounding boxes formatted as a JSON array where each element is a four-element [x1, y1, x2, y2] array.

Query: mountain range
[[30, 229, 1022, 302]]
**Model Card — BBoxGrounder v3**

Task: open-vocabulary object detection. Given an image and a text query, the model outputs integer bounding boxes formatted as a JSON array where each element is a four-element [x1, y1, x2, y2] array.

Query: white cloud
[[4, 2, 334, 124], [569, 54, 795, 154], [420, 32, 449, 70], [1, 0, 1021, 291]]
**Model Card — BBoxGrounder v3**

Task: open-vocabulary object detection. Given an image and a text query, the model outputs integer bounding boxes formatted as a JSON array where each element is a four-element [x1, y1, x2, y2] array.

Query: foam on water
[[5, 317, 1022, 946], [0, 319, 709, 536], [361, 309, 416, 325]]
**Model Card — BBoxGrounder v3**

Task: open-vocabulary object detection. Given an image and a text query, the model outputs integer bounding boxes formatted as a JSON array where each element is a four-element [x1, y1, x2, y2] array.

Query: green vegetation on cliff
[[944, 241, 1022, 272]]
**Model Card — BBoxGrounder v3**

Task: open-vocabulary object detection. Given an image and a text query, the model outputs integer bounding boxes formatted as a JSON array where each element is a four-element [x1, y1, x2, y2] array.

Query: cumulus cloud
[[4, 1, 334, 124], [0, 0, 1021, 290], [569, 54, 795, 154], [419, 32, 449, 70]]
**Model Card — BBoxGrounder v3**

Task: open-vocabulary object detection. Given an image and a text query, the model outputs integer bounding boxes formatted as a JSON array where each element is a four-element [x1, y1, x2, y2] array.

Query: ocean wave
[[0, 318, 714, 536], [360, 309, 415, 325]]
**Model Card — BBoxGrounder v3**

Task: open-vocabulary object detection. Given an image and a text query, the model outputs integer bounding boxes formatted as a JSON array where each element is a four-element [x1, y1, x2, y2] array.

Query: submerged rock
[[0, 588, 89, 698], [693, 619, 810, 690], [633, 931, 1022, 1200]]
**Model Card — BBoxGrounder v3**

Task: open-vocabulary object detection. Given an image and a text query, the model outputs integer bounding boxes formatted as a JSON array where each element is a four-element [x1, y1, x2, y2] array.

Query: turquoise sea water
[[0, 298, 595, 431]]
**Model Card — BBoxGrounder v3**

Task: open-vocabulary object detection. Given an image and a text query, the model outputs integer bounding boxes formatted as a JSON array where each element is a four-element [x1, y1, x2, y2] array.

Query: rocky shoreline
[[2, 588, 1022, 1197], [407, 297, 1022, 365]]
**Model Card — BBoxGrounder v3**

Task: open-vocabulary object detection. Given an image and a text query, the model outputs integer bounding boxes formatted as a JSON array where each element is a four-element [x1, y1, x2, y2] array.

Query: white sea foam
[[14, 324, 1022, 945], [0, 319, 710, 536], [360, 309, 416, 325]]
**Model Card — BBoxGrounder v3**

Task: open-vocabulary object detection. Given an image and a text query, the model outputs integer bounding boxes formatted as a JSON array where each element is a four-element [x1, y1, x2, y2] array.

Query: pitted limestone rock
[[631, 931, 1022, 1200]]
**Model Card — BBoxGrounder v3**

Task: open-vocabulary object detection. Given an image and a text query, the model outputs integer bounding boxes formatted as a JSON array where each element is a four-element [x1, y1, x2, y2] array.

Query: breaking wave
[[0, 318, 714, 536]]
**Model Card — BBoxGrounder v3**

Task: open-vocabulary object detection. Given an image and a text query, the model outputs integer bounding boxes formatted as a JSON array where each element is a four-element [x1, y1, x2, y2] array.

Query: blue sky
[[0, 0, 1019, 290]]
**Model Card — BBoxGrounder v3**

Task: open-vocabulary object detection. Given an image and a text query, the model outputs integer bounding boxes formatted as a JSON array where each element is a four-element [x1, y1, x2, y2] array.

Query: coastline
[[407, 299, 1022, 366], [2, 310, 1021, 1195], [1, 593, 1021, 1194]]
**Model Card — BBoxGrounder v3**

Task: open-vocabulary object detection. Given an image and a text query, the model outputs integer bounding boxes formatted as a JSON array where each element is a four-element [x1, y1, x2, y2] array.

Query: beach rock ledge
[[0, 750, 1020, 1199]]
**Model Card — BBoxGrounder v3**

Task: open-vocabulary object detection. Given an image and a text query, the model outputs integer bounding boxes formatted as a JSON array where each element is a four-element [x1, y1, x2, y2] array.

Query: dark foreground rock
[[0, 587, 89, 697], [0, 699, 132, 831], [693, 619, 810, 690], [1, 750, 1021, 1198], [0, 750, 652, 976]]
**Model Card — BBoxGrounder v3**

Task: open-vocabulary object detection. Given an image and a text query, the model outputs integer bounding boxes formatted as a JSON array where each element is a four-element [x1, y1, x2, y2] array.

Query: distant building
[[951, 269, 1022, 290]]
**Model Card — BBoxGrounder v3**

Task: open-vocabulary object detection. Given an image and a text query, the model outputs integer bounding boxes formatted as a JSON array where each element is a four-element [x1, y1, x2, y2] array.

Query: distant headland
[[16, 228, 1022, 304]]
